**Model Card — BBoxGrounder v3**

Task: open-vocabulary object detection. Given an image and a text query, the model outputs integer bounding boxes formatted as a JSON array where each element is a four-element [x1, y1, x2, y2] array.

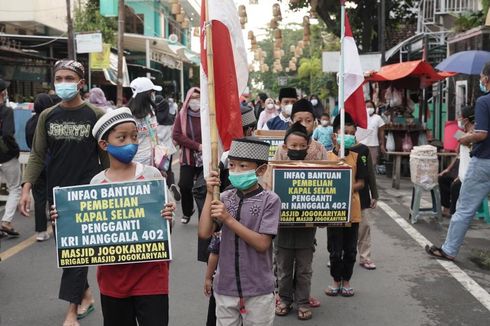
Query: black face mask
[[287, 149, 307, 160]]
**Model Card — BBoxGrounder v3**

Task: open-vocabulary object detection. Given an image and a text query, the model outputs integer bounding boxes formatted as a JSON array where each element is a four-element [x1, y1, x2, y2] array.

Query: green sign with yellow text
[[54, 180, 171, 268]]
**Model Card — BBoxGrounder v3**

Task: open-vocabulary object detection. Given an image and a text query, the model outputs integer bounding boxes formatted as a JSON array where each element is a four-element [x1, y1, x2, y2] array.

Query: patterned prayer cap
[[92, 107, 136, 141], [241, 107, 257, 128], [54, 59, 85, 79], [228, 137, 270, 164]]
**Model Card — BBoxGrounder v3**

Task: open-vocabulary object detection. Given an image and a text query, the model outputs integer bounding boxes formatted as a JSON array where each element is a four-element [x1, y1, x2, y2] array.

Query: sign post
[[54, 180, 172, 268]]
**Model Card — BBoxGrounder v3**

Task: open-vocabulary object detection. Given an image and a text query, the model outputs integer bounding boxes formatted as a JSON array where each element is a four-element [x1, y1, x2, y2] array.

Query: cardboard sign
[[271, 162, 352, 225], [54, 180, 171, 268], [254, 130, 285, 160]]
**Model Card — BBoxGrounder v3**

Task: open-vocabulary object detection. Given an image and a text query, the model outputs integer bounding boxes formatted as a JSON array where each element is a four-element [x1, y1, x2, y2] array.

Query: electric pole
[[66, 0, 75, 59], [117, 0, 125, 106], [378, 0, 386, 65]]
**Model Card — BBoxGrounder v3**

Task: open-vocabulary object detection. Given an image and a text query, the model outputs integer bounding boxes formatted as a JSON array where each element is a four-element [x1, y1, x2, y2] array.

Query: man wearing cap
[[19, 59, 107, 326], [0, 79, 21, 237], [265, 87, 298, 130]]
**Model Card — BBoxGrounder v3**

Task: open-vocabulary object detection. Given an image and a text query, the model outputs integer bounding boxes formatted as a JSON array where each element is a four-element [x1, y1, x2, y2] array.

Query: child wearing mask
[[312, 113, 333, 151], [50, 107, 176, 326], [274, 122, 336, 320], [266, 87, 298, 130], [257, 98, 278, 130], [198, 138, 281, 326], [324, 113, 367, 297]]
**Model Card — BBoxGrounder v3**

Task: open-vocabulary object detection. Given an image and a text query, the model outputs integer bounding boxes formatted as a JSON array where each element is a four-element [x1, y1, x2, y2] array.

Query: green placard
[[272, 166, 352, 225], [262, 138, 284, 160], [54, 180, 171, 268]]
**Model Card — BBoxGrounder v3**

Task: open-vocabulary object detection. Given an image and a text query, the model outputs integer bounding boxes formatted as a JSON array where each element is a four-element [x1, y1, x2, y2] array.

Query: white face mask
[[321, 119, 329, 126], [189, 99, 200, 111], [367, 108, 375, 116], [266, 103, 275, 110], [283, 104, 293, 116], [311, 99, 318, 106], [458, 120, 465, 129]]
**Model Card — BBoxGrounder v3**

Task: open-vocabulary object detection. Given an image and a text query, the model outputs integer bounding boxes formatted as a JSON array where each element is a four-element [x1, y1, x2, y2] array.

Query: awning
[[365, 60, 455, 89], [124, 33, 184, 70]]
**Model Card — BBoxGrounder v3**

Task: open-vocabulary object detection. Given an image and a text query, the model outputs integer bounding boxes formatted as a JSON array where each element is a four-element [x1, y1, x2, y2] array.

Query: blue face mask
[[480, 80, 488, 94], [55, 82, 79, 101], [343, 134, 356, 149], [228, 170, 258, 191], [107, 143, 138, 164]]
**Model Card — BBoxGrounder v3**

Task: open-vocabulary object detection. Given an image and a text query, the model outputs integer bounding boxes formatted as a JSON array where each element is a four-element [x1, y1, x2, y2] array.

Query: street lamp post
[[117, 0, 125, 106]]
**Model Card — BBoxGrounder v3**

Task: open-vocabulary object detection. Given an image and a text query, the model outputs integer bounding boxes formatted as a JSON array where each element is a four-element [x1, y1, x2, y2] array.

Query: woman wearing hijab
[[88, 87, 112, 112], [257, 98, 279, 130], [310, 95, 324, 122], [172, 87, 202, 224], [128, 77, 162, 166]]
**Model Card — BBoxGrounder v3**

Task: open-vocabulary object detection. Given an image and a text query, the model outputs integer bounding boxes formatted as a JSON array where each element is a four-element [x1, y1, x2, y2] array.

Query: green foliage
[[250, 20, 339, 100], [74, 0, 118, 45], [454, 11, 485, 33]]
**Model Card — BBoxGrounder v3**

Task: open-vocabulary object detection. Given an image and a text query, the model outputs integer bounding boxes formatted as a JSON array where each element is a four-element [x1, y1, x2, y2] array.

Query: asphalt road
[[1, 170, 489, 326]]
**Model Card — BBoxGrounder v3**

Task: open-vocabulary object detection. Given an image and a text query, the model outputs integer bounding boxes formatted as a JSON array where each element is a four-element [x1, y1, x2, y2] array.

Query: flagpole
[[339, 1, 346, 159], [205, 0, 220, 200]]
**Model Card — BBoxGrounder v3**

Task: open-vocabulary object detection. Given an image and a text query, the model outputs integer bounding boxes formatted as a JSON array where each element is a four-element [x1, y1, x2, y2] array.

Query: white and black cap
[[228, 137, 270, 163], [130, 77, 162, 98], [92, 107, 136, 141]]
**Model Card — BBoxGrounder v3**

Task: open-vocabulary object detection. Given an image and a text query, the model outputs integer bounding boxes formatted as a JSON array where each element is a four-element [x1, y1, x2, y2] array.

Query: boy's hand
[[210, 200, 231, 223], [370, 199, 377, 209], [206, 171, 221, 194], [204, 278, 212, 296], [161, 202, 176, 221], [49, 205, 58, 222]]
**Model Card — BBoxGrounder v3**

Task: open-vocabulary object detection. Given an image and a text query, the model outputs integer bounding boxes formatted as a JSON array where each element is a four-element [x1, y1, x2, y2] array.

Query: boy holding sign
[[199, 138, 281, 326], [51, 108, 176, 326], [324, 113, 368, 297]]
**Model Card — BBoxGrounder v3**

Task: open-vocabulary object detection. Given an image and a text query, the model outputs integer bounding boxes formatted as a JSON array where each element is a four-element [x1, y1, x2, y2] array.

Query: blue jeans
[[442, 157, 490, 257]]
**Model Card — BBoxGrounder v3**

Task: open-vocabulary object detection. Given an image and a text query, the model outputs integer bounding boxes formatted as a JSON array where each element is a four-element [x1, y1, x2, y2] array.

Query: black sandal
[[0, 226, 19, 236], [425, 245, 455, 261]]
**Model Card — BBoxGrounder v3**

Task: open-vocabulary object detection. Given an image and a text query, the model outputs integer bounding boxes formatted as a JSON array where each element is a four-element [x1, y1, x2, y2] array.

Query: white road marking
[[378, 200, 490, 312]]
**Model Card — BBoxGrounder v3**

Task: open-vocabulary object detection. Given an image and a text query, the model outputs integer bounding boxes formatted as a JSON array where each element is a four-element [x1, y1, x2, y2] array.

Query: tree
[[73, 0, 118, 45], [288, 0, 418, 53]]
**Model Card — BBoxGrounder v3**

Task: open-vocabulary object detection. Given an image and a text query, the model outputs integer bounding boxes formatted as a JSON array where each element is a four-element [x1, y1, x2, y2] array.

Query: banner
[[272, 163, 352, 225], [254, 130, 285, 160], [90, 44, 111, 70], [54, 180, 171, 268]]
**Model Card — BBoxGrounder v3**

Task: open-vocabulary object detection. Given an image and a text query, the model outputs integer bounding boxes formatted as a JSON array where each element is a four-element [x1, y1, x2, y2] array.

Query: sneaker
[[169, 184, 181, 201], [36, 231, 50, 242]]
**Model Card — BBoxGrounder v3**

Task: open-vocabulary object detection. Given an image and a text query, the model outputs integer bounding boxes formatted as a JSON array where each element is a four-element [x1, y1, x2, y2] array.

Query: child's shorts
[[214, 292, 274, 326]]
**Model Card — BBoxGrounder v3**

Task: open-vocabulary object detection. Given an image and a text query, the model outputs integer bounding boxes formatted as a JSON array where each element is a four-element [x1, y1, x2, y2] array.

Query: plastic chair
[[475, 197, 490, 224], [409, 184, 442, 224]]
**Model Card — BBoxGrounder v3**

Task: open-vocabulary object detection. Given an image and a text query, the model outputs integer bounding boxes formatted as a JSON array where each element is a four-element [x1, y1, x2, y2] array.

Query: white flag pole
[[339, 1, 346, 159]]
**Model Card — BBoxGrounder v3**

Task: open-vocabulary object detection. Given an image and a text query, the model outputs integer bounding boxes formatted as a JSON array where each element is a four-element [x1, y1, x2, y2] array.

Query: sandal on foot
[[324, 286, 340, 297], [309, 296, 321, 308], [341, 287, 355, 297], [275, 302, 292, 316], [425, 245, 455, 261], [360, 261, 376, 270], [297, 307, 313, 321], [0, 225, 19, 236], [181, 216, 191, 224], [77, 303, 95, 320]]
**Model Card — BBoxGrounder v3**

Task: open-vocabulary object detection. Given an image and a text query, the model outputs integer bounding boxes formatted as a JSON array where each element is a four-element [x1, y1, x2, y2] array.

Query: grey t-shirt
[[213, 187, 281, 297]]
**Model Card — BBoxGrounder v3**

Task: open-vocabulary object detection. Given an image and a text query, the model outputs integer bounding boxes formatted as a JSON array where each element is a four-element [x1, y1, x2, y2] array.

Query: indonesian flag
[[343, 10, 367, 129], [200, 0, 248, 175]]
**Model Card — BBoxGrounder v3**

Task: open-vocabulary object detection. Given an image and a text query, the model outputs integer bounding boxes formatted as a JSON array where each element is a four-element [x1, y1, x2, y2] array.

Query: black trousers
[[33, 171, 48, 232], [178, 165, 203, 217], [166, 155, 175, 186], [101, 294, 169, 326], [327, 223, 359, 282], [438, 174, 455, 209], [52, 221, 89, 304], [206, 292, 216, 326]]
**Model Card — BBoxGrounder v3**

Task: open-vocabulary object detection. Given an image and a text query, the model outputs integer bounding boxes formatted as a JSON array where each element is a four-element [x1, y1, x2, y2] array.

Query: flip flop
[[77, 303, 95, 320], [297, 307, 313, 320], [341, 287, 355, 297], [425, 245, 455, 261], [309, 296, 321, 308], [360, 261, 377, 270], [324, 286, 341, 297], [0, 226, 19, 236], [275, 301, 292, 316]]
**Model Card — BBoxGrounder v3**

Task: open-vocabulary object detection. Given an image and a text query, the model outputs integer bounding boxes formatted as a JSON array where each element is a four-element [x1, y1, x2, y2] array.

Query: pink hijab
[[177, 87, 200, 164]]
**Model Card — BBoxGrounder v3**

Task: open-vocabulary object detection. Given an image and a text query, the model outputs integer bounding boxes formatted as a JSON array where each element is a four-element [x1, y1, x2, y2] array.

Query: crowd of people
[[0, 58, 488, 326]]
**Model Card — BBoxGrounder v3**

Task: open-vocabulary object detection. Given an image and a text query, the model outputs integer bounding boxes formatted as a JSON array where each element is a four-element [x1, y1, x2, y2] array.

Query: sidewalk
[[375, 173, 490, 275]]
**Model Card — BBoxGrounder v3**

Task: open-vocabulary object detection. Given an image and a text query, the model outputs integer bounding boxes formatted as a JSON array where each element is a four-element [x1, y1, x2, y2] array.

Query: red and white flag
[[200, 0, 248, 175], [342, 11, 367, 129]]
